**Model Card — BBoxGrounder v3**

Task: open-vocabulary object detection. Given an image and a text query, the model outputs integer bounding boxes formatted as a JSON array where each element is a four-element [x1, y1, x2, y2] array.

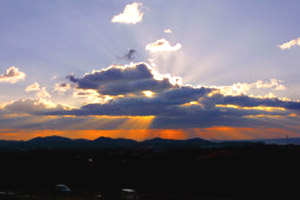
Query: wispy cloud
[[118, 49, 137, 61], [111, 2, 144, 24], [0, 66, 26, 83], [25, 82, 40, 92], [214, 79, 286, 96], [54, 82, 71, 95], [36, 87, 51, 98], [146, 38, 182, 52], [25, 82, 51, 98], [278, 38, 300, 50]]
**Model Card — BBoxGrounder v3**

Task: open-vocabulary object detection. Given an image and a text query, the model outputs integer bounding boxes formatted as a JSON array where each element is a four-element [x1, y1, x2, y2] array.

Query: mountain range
[[0, 135, 268, 151]]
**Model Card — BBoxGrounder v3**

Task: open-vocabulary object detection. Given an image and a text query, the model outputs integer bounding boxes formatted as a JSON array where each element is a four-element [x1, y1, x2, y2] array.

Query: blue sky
[[0, 1, 300, 140]]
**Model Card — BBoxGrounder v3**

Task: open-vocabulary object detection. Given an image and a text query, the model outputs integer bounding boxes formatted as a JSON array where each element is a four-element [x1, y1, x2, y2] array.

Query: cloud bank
[[42, 62, 299, 131], [1, 62, 299, 140]]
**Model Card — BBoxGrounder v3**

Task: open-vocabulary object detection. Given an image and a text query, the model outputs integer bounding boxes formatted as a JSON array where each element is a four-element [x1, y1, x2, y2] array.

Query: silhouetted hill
[[26, 136, 76, 149], [260, 137, 300, 145], [0, 140, 23, 150], [218, 140, 260, 147], [217, 137, 300, 145], [140, 137, 216, 150], [94, 136, 137, 144], [28, 136, 72, 143], [0, 135, 266, 151], [94, 137, 138, 148]]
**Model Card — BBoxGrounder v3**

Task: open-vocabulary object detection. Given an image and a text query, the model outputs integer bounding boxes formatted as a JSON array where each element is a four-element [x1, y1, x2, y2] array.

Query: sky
[[0, 0, 300, 141]]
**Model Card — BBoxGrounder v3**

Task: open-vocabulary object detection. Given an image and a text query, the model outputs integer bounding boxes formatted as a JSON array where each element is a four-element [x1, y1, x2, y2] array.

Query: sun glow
[[1, 126, 300, 141], [215, 104, 286, 112], [117, 115, 155, 130], [142, 90, 155, 97], [181, 101, 202, 107]]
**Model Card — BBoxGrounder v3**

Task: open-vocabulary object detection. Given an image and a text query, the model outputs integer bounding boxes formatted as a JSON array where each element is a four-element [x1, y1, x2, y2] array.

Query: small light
[[142, 90, 155, 97]]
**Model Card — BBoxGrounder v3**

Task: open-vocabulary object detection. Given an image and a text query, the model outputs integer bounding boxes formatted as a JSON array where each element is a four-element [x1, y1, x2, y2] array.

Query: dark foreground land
[[0, 137, 300, 200]]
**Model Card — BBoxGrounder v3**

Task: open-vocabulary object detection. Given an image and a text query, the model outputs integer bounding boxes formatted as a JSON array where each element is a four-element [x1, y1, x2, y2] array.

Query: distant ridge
[[93, 136, 138, 148], [28, 136, 72, 143], [140, 137, 215, 149], [0, 135, 267, 151], [259, 137, 300, 145], [94, 136, 137, 143]]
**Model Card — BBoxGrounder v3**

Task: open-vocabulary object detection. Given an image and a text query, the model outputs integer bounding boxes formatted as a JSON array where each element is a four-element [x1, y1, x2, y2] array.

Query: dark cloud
[[50, 97, 168, 116], [118, 49, 137, 61], [45, 87, 300, 130], [125, 49, 137, 60], [150, 111, 259, 129], [3, 99, 71, 114], [158, 86, 212, 104], [47, 92, 292, 129], [52, 62, 300, 130], [67, 63, 176, 95], [202, 94, 300, 110], [48, 81, 215, 117]]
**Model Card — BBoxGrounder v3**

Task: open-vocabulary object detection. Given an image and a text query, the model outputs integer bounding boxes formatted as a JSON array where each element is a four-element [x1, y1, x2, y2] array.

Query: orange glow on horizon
[[0, 126, 299, 141]]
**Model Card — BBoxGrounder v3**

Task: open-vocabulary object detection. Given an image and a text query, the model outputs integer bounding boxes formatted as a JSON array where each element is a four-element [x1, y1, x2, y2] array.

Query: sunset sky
[[0, 0, 300, 141]]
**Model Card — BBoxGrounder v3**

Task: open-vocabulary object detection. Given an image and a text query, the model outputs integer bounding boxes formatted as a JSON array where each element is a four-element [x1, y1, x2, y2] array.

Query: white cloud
[[72, 88, 103, 103], [146, 38, 182, 52], [255, 79, 285, 90], [0, 66, 26, 83], [54, 82, 71, 94], [36, 87, 51, 98], [2, 98, 74, 114], [214, 79, 286, 96], [278, 38, 300, 50], [25, 82, 40, 92], [164, 29, 172, 34], [25, 82, 53, 99], [111, 2, 144, 24]]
